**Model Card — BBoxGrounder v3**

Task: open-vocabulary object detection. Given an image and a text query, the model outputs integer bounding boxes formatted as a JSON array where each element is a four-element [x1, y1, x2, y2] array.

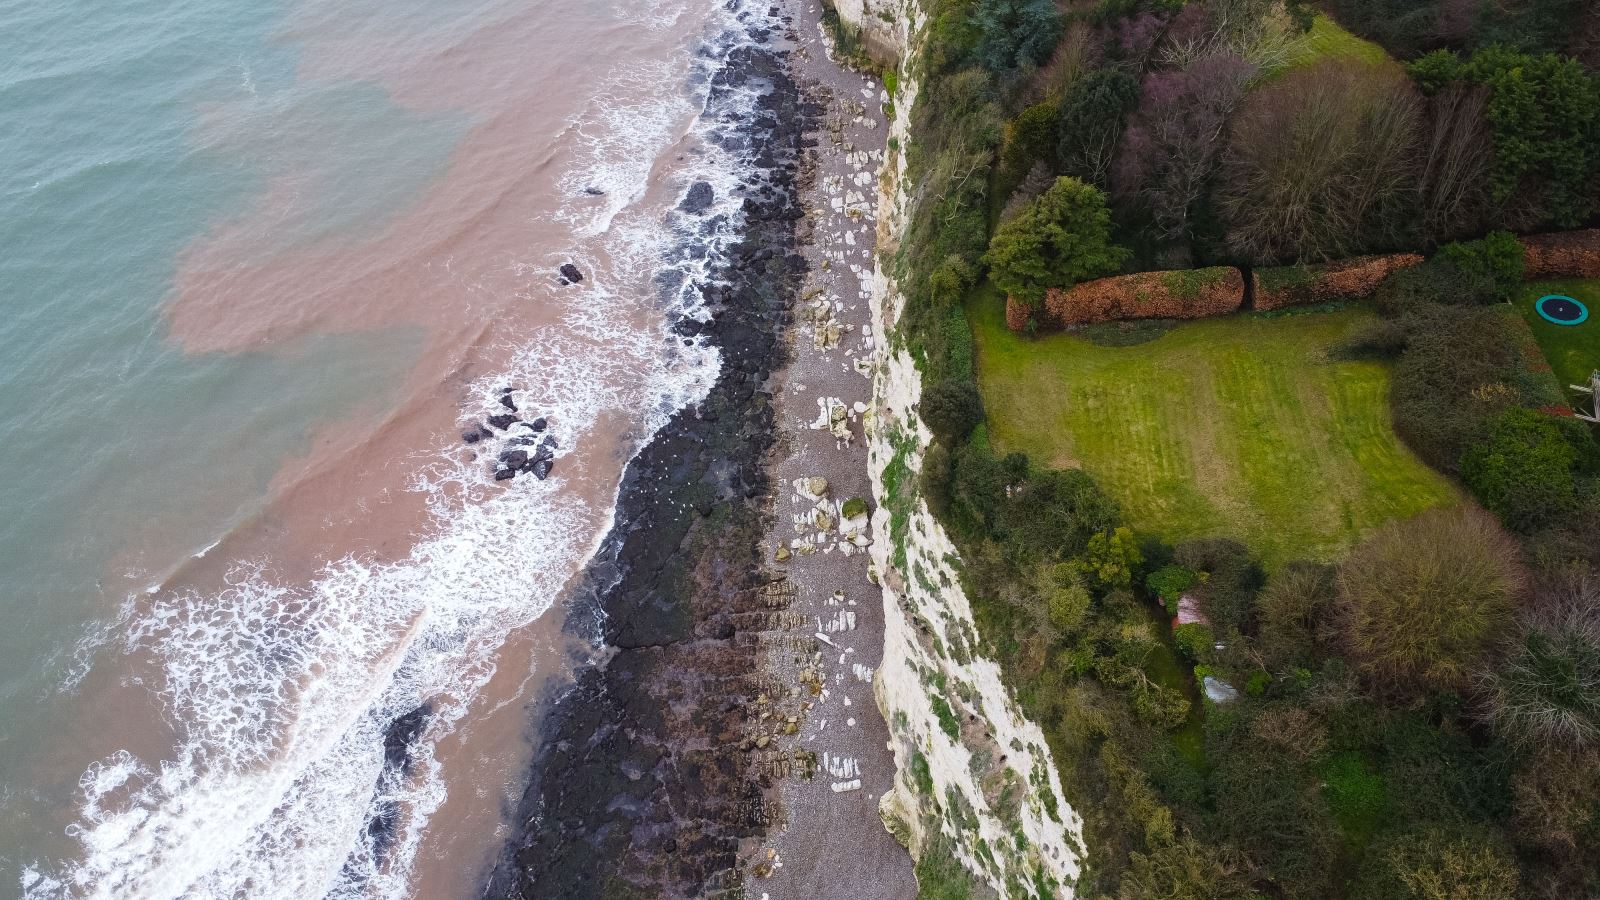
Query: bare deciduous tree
[[1217, 59, 1423, 264], [1114, 52, 1256, 242], [1417, 83, 1493, 245]]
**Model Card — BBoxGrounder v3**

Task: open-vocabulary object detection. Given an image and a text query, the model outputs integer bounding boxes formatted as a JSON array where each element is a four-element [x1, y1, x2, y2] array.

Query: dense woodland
[[871, 0, 1600, 896]]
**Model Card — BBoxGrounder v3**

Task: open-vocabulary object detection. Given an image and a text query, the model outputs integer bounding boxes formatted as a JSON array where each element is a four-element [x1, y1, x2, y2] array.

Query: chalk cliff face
[[826, 0, 905, 65], [831, 1, 1089, 894]]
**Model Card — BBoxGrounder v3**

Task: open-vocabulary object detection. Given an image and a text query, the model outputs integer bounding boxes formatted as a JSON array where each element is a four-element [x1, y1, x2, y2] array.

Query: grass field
[[1286, 14, 1395, 71], [969, 290, 1457, 567], [1513, 280, 1600, 394]]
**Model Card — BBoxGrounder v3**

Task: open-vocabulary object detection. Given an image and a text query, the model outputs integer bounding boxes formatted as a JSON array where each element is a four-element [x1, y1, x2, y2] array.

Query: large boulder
[[679, 181, 715, 214]]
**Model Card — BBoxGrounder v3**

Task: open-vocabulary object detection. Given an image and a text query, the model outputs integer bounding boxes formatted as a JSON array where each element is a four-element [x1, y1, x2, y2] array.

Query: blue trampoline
[[1535, 294, 1589, 326]]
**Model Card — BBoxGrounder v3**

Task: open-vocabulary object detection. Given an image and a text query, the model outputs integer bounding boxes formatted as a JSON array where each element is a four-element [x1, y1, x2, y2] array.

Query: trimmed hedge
[[1520, 228, 1600, 280], [1253, 254, 1424, 311], [1027, 267, 1243, 328], [1004, 293, 1032, 331]]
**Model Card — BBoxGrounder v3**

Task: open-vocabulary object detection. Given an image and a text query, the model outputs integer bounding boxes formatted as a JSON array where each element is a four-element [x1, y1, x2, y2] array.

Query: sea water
[[0, 0, 779, 895]]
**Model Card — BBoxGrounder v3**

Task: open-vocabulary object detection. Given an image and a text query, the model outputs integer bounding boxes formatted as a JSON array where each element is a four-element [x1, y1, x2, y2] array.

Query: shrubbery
[[1255, 561, 1337, 669], [1410, 47, 1600, 231], [1460, 407, 1580, 531], [1430, 230, 1525, 302], [892, 2, 1600, 896], [1336, 506, 1526, 696], [1354, 827, 1521, 900], [1056, 69, 1140, 188], [1217, 60, 1422, 264], [971, 0, 1063, 75], [1388, 303, 1552, 471], [1173, 537, 1262, 637], [983, 176, 1128, 306], [1481, 576, 1600, 748], [920, 378, 986, 444]]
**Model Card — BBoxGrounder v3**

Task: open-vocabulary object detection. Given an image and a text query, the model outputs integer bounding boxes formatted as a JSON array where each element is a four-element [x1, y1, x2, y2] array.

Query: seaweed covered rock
[[1252, 254, 1423, 311]]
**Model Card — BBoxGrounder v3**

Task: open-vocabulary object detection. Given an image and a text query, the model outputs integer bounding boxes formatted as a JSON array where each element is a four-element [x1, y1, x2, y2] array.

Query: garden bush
[[921, 378, 986, 444], [998, 467, 1122, 561], [1056, 68, 1141, 188], [1118, 838, 1256, 900], [1112, 51, 1257, 244], [1336, 506, 1527, 697], [984, 176, 1129, 307], [1508, 744, 1600, 895], [1256, 561, 1338, 669], [971, 0, 1064, 75], [1460, 406, 1580, 531], [1145, 564, 1196, 604], [1173, 538, 1263, 636], [1206, 708, 1343, 894], [1429, 230, 1526, 304], [1410, 47, 1600, 231], [1172, 622, 1213, 661], [1217, 59, 1422, 264], [1480, 575, 1600, 748], [996, 101, 1061, 193], [1389, 304, 1552, 472], [1354, 826, 1520, 900]]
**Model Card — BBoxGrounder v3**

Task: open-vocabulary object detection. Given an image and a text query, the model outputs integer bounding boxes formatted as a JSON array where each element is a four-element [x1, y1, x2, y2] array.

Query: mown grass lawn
[[969, 288, 1456, 568], [1513, 279, 1600, 394], [1286, 14, 1395, 71]]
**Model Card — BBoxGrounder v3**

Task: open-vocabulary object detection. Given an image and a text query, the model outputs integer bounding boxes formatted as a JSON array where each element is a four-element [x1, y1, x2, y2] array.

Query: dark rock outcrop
[[558, 263, 584, 284], [680, 180, 715, 214]]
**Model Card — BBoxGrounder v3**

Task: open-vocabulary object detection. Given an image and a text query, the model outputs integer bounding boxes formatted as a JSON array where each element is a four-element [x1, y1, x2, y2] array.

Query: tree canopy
[[983, 176, 1128, 307]]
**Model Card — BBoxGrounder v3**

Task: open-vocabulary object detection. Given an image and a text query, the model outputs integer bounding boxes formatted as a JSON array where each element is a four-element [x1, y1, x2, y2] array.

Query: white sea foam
[[27, 1, 785, 898]]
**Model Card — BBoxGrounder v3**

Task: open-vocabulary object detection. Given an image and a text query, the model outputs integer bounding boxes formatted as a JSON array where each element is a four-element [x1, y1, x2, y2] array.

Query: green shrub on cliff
[[971, 0, 1063, 75], [983, 176, 1127, 307]]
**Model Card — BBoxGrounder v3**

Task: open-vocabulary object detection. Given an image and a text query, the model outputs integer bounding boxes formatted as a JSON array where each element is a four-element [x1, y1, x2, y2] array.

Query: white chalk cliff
[[828, 0, 1089, 894]]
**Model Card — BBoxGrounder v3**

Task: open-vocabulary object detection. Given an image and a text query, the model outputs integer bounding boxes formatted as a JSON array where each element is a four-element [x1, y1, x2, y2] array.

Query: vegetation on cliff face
[[886, 0, 1600, 896]]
